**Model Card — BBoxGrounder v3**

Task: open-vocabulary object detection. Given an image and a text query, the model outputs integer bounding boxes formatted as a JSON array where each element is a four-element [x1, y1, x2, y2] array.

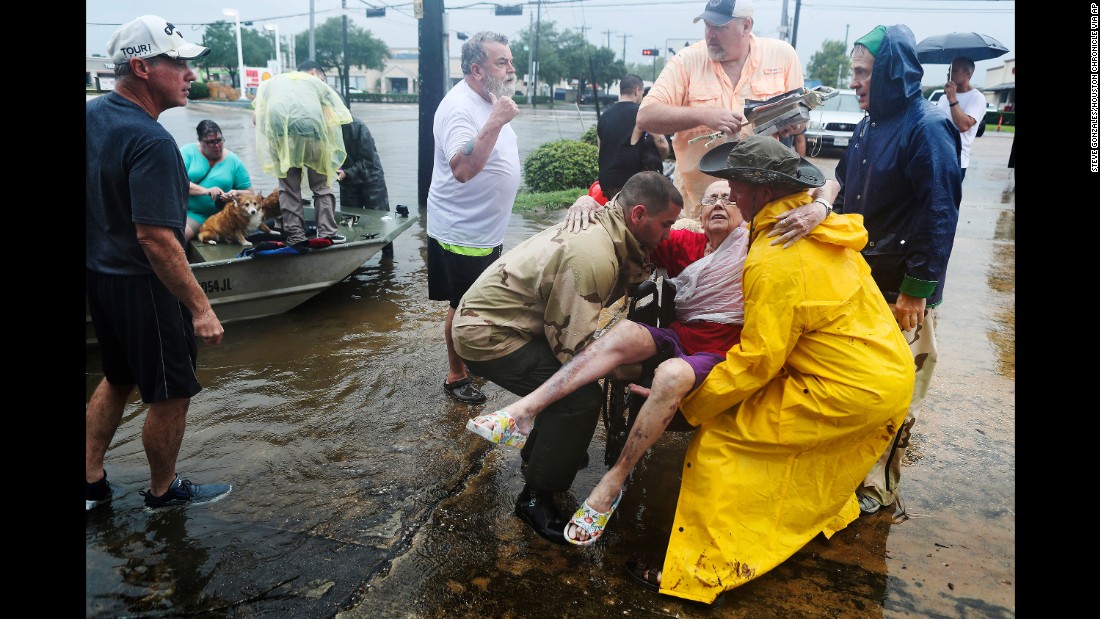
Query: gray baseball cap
[[693, 0, 755, 26]]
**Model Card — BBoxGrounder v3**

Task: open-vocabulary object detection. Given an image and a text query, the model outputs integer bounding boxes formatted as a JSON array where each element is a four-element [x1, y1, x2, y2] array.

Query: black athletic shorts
[[426, 236, 503, 308], [86, 270, 202, 403]]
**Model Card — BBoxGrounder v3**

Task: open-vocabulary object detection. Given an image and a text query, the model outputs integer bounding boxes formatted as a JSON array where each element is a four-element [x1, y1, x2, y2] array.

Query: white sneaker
[[856, 493, 883, 515]]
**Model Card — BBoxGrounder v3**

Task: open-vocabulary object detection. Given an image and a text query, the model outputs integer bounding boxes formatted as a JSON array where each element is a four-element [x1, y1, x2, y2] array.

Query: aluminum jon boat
[[86, 206, 418, 346]]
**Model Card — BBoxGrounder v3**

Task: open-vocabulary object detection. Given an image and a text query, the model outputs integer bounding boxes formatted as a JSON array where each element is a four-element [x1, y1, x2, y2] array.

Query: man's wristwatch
[[949, 100, 959, 107], [812, 198, 833, 217]]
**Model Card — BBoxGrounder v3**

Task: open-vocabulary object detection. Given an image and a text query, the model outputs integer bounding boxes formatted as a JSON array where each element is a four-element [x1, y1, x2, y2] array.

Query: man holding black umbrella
[[937, 56, 987, 180]]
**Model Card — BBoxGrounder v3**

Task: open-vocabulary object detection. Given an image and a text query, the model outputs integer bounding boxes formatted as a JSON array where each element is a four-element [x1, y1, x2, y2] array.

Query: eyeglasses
[[201, 137, 225, 146], [700, 195, 732, 206]]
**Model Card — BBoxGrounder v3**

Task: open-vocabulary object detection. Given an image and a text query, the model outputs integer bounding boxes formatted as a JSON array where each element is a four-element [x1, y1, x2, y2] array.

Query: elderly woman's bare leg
[[469, 320, 658, 440], [565, 357, 696, 544]]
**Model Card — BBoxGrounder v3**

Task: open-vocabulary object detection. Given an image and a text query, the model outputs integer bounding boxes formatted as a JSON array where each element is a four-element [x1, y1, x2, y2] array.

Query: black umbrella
[[915, 32, 1010, 64]]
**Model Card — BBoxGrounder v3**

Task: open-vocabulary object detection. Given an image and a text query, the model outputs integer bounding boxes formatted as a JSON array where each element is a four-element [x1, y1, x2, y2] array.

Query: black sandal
[[624, 558, 662, 593], [443, 377, 486, 404]]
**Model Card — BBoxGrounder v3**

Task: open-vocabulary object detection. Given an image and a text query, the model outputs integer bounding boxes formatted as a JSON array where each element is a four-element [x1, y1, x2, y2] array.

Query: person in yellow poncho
[[626, 135, 914, 604], [252, 60, 352, 251]]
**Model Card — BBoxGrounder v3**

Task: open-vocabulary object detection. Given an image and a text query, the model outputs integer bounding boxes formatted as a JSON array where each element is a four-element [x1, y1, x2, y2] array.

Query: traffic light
[[641, 48, 660, 56], [365, 8, 386, 17]]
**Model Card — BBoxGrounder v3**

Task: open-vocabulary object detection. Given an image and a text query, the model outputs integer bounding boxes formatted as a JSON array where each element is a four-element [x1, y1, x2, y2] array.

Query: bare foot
[[626, 558, 663, 591]]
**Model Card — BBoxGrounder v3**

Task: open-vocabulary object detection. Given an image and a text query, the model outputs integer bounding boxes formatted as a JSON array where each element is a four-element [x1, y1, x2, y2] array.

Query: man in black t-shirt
[[596, 74, 668, 200], [87, 15, 231, 512]]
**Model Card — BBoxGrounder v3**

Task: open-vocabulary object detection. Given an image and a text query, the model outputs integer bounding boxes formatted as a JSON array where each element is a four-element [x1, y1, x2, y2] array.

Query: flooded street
[[85, 100, 1015, 617]]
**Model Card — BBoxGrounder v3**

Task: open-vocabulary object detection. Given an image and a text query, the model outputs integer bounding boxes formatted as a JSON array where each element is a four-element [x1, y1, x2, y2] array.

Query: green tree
[[807, 40, 850, 89], [626, 58, 666, 82], [511, 21, 570, 91], [293, 17, 390, 91], [241, 27, 274, 67], [511, 23, 627, 99], [574, 46, 624, 98], [196, 21, 237, 83], [195, 20, 278, 86]]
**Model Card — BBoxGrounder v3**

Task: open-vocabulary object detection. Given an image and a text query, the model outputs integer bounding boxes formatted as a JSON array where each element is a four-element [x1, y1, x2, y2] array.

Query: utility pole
[[528, 8, 534, 99], [779, 0, 790, 42], [791, 0, 802, 48], [620, 33, 630, 64], [604, 29, 613, 50], [418, 0, 447, 206], [286, 30, 296, 70], [533, 0, 542, 109], [309, 0, 316, 60], [837, 23, 850, 88], [342, 0, 349, 103]]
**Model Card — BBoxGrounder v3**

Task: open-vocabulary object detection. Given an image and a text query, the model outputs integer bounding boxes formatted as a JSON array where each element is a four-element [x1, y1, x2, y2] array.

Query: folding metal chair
[[600, 276, 687, 465]]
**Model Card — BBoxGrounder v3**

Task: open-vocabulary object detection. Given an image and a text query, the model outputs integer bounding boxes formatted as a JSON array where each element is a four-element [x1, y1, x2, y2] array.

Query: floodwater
[[85, 99, 1015, 618]]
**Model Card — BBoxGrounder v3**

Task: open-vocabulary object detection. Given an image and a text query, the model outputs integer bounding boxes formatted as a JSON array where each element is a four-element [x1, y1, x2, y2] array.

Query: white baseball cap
[[108, 15, 211, 64]]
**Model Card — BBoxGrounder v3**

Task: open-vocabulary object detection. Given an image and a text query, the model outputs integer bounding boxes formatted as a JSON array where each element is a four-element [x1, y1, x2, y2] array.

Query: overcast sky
[[86, 0, 1016, 88]]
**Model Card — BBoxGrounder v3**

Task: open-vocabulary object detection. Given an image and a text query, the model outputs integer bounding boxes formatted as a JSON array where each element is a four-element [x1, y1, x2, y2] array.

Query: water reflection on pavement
[[85, 99, 1014, 618]]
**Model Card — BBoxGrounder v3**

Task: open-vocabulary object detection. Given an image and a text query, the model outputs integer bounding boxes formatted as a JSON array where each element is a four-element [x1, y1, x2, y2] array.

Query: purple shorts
[[639, 324, 724, 391]]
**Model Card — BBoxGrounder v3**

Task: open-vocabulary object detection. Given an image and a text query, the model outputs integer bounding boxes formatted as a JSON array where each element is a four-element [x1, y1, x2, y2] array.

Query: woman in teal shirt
[[182, 120, 253, 241]]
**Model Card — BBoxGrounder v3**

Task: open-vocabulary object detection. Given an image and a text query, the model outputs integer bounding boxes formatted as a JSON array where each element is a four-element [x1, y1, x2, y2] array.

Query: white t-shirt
[[426, 80, 520, 248], [938, 88, 986, 169]]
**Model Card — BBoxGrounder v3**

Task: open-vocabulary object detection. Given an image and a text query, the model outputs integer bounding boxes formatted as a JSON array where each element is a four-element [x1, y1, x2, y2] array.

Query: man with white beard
[[426, 32, 521, 406]]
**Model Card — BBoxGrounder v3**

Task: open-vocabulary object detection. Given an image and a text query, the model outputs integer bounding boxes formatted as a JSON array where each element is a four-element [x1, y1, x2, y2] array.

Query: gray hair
[[461, 32, 509, 75], [113, 54, 162, 78]]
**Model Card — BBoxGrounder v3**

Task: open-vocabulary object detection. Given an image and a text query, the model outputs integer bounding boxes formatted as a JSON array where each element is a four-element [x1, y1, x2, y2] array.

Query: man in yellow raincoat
[[627, 135, 914, 603], [253, 60, 352, 251]]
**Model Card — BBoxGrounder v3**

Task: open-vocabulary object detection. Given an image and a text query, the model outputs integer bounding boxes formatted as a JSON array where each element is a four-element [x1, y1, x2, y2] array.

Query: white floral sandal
[[564, 489, 624, 546], [466, 410, 527, 448]]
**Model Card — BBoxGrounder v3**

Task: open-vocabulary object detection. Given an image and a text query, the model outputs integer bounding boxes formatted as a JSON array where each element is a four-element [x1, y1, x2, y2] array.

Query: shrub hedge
[[188, 81, 210, 100], [522, 139, 599, 193], [982, 110, 1015, 126], [580, 126, 597, 146]]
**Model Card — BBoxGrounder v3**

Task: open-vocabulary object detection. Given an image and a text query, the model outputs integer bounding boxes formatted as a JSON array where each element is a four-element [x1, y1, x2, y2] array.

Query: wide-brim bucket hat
[[699, 135, 825, 190]]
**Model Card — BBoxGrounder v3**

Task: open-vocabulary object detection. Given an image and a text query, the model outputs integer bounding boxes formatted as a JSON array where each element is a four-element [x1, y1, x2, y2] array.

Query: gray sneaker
[[141, 474, 232, 508], [86, 475, 113, 511], [857, 493, 883, 515]]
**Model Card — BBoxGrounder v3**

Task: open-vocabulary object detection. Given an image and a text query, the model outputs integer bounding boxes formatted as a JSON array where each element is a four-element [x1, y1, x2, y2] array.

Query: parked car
[[578, 91, 618, 105], [804, 89, 865, 154]]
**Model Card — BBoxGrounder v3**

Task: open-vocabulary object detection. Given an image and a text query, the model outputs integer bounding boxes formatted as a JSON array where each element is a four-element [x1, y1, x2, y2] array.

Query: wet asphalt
[[85, 99, 1015, 618]]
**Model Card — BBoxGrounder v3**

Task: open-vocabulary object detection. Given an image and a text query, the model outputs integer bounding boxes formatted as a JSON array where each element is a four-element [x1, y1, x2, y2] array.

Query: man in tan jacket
[[452, 171, 682, 545]]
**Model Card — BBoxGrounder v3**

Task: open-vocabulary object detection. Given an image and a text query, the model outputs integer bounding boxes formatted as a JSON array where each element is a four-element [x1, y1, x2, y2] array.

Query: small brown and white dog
[[255, 189, 283, 234], [198, 191, 262, 246]]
